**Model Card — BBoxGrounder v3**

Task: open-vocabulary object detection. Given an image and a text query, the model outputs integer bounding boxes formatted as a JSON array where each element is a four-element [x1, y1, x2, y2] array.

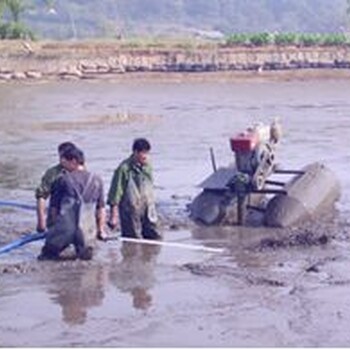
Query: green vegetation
[[321, 33, 348, 45], [298, 33, 321, 46], [248, 33, 271, 46], [0, 0, 34, 39], [225, 32, 350, 47], [273, 33, 298, 46]]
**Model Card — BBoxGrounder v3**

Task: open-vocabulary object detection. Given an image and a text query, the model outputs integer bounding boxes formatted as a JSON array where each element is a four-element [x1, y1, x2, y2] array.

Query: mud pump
[[190, 120, 340, 228]]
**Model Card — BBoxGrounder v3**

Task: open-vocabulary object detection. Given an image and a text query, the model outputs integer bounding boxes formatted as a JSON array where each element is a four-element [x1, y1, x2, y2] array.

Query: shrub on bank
[[226, 33, 249, 46], [297, 33, 322, 46], [321, 33, 348, 46], [226, 32, 271, 46], [274, 33, 298, 46], [0, 22, 35, 40], [248, 32, 271, 46]]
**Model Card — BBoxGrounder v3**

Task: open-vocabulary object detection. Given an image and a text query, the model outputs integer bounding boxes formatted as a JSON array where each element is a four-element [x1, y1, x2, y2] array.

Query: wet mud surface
[[2, 217, 350, 347], [1, 78, 350, 346]]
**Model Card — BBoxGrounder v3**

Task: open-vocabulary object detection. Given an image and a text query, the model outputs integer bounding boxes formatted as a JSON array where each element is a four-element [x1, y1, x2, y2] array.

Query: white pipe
[[109, 236, 225, 254]]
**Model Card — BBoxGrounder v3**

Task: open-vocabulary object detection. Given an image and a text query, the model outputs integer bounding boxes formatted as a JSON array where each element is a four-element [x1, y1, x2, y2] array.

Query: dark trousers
[[40, 201, 92, 259], [119, 205, 161, 240]]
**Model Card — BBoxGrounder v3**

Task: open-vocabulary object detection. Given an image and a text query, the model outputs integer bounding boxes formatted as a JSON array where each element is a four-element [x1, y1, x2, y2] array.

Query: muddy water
[[1, 78, 350, 346]]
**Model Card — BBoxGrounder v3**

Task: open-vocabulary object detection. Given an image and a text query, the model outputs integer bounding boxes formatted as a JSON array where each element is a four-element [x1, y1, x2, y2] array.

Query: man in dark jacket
[[107, 138, 161, 240], [38, 147, 106, 260]]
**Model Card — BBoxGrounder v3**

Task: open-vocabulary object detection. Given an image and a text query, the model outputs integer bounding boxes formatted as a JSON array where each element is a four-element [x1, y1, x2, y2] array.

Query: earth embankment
[[0, 40, 350, 82]]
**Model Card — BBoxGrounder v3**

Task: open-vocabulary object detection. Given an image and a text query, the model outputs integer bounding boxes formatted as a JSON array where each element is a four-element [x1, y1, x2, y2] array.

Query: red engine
[[230, 124, 272, 153]]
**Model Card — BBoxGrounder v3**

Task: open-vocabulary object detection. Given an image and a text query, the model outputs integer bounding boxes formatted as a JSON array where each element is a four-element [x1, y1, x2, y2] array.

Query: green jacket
[[107, 155, 153, 206], [35, 164, 64, 200]]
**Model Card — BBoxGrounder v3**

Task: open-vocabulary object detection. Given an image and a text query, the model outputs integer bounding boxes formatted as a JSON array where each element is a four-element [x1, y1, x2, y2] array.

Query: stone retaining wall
[[0, 41, 350, 81]]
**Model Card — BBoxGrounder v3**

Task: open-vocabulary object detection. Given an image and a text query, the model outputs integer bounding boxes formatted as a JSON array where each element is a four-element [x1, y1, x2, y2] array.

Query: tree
[[0, 0, 34, 39], [0, 0, 7, 17], [5, 0, 27, 22]]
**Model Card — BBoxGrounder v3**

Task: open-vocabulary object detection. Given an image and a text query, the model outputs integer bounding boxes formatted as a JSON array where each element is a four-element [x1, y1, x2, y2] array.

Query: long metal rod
[[107, 236, 225, 253], [265, 180, 286, 187], [0, 201, 224, 254], [251, 189, 287, 195], [274, 169, 305, 175], [0, 232, 225, 256], [209, 147, 217, 172]]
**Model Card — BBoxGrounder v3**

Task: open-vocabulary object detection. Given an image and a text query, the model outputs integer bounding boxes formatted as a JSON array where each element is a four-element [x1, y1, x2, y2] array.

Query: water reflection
[[0, 160, 35, 190], [191, 224, 278, 268], [109, 241, 161, 311], [48, 264, 108, 325]]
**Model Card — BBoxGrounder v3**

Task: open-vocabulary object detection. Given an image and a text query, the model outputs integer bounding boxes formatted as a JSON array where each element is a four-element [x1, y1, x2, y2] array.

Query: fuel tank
[[264, 162, 340, 227]]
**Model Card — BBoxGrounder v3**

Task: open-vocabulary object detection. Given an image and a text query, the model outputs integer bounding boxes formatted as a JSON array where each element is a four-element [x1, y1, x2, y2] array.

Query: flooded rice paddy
[[1, 78, 350, 346]]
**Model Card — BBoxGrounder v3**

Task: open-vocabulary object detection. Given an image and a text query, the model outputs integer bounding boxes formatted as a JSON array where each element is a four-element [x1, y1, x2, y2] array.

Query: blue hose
[[0, 200, 44, 255], [0, 232, 46, 255], [0, 200, 36, 211]]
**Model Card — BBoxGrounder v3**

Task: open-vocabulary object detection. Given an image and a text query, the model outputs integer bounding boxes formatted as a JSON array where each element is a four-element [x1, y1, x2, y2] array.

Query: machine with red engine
[[189, 120, 340, 227]]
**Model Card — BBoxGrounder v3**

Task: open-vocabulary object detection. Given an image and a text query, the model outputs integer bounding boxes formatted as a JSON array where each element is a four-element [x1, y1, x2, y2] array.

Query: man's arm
[[96, 207, 107, 240], [36, 198, 47, 232], [95, 176, 107, 240], [35, 170, 53, 232], [107, 165, 126, 229]]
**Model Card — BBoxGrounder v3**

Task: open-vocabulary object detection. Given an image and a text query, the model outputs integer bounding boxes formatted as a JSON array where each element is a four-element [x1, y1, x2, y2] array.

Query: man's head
[[58, 142, 76, 157], [60, 147, 85, 171], [58, 142, 77, 168], [132, 138, 151, 166]]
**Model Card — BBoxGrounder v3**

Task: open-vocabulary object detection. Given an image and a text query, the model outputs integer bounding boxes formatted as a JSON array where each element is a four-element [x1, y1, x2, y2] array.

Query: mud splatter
[[257, 231, 329, 251], [32, 112, 161, 131]]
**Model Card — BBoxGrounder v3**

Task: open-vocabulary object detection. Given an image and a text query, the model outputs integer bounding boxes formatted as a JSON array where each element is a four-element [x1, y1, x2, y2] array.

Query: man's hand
[[36, 223, 46, 233], [107, 219, 118, 230], [97, 230, 108, 241]]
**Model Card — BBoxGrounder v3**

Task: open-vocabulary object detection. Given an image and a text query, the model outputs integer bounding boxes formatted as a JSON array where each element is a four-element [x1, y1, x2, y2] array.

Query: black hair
[[58, 141, 76, 154], [132, 138, 151, 152], [61, 147, 85, 165]]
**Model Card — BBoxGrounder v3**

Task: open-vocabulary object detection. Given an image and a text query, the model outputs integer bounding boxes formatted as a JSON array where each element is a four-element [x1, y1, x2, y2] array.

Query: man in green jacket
[[35, 141, 76, 232], [107, 138, 161, 240]]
